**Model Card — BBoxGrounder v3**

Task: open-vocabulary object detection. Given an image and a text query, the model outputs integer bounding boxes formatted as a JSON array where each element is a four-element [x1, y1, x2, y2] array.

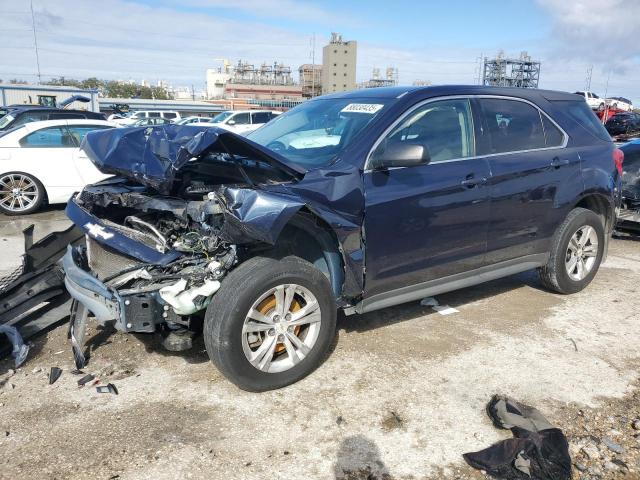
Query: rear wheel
[[0, 172, 45, 215], [203, 256, 336, 391], [538, 208, 605, 294]]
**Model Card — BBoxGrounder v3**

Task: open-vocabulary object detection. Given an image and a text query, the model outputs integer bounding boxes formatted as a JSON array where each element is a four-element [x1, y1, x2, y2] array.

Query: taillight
[[613, 148, 624, 175]]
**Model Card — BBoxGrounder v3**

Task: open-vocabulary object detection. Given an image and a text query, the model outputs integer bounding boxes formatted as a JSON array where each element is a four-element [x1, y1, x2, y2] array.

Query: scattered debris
[[0, 324, 29, 367], [420, 297, 459, 316], [381, 411, 404, 431], [568, 338, 578, 351], [77, 374, 95, 387], [48, 367, 62, 385], [463, 395, 571, 480], [96, 383, 118, 395], [601, 437, 625, 454], [0, 225, 83, 361]]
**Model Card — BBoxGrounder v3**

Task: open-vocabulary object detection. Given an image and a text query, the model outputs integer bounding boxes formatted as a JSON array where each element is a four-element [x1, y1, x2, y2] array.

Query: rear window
[[478, 98, 546, 154], [555, 100, 611, 142], [48, 113, 85, 120]]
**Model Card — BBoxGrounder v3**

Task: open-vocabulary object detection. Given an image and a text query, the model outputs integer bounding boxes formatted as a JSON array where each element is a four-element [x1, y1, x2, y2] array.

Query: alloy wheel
[[241, 283, 322, 373], [0, 174, 39, 213], [565, 225, 598, 281]]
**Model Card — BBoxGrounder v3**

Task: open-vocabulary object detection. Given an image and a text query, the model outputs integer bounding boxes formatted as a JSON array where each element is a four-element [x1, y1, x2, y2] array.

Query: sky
[[1, 0, 639, 103]]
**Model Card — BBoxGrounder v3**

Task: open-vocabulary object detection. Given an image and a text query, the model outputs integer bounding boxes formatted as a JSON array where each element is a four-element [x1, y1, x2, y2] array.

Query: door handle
[[461, 176, 487, 188], [551, 157, 570, 168]]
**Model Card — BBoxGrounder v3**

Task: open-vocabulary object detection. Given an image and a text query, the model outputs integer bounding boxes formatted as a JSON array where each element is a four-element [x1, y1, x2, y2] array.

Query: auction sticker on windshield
[[340, 103, 384, 114]]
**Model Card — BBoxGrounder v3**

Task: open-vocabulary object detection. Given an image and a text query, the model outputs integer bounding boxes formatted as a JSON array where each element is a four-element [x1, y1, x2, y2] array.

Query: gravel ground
[[0, 208, 639, 480]]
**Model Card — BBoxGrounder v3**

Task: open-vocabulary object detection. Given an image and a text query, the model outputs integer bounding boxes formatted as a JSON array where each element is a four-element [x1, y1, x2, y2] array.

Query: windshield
[[0, 114, 15, 129], [248, 98, 390, 168], [212, 111, 233, 123]]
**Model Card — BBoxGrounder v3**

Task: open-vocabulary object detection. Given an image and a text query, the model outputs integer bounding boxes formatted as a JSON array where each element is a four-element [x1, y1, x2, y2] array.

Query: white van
[[111, 110, 181, 126], [209, 110, 280, 135]]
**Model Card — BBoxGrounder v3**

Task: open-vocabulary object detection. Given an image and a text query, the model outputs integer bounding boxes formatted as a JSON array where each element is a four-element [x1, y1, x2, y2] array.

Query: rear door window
[[252, 112, 272, 124], [19, 127, 74, 147], [148, 112, 161, 118], [541, 115, 565, 147], [231, 113, 250, 125], [477, 98, 546, 154], [163, 112, 177, 119]]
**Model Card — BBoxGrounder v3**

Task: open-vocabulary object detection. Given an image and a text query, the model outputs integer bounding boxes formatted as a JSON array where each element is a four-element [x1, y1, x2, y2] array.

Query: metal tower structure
[[482, 51, 541, 88]]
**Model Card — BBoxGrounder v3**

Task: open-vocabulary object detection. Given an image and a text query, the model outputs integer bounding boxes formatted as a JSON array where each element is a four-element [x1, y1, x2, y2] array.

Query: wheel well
[[575, 194, 613, 231], [269, 210, 344, 298]]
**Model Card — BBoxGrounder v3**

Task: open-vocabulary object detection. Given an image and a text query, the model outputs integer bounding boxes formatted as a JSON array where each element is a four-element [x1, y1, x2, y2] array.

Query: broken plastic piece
[[68, 300, 89, 370], [77, 374, 95, 387], [0, 324, 29, 367], [420, 297, 439, 307], [96, 383, 118, 395], [432, 305, 459, 315], [49, 367, 62, 385]]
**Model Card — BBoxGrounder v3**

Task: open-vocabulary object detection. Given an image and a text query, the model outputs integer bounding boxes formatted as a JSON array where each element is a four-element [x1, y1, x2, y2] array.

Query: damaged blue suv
[[62, 86, 623, 391]]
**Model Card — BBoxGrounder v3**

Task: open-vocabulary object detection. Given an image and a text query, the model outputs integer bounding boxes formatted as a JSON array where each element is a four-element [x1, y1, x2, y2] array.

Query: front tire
[[538, 207, 605, 294], [203, 256, 337, 391], [0, 172, 45, 215]]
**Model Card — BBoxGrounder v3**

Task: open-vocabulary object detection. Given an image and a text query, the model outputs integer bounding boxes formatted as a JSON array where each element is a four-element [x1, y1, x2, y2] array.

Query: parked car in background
[[574, 91, 604, 110], [132, 117, 173, 127], [0, 119, 115, 214], [617, 140, 640, 231], [605, 97, 633, 111], [605, 112, 640, 136], [0, 106, 106, 131], [112, 110, 181, 126], [208, 110, 280, 135], [175, 116, 215, 125], [62, 86, 621, 391]]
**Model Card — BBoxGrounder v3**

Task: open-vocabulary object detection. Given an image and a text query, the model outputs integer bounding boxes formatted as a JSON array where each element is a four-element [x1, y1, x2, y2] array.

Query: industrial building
[[321, 33, 357, 94], [0, 84, 99, 111], [358, 67, 398, 89], [206, 59, 302, 101], [299, 64, 322, 98], [482, 51, 541, 88]]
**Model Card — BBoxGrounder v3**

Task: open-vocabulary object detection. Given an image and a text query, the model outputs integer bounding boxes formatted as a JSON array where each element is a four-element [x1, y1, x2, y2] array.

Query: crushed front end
[[63, 181, 240, 364]]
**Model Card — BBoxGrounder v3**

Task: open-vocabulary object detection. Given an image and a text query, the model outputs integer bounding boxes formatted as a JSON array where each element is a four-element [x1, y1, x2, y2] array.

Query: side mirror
[[227, 120, 236, 125], [370, 142, 430, 170]]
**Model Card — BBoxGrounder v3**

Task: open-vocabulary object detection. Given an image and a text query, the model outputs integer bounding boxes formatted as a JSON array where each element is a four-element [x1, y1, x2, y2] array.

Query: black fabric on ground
[[463, 395, 572, 480]]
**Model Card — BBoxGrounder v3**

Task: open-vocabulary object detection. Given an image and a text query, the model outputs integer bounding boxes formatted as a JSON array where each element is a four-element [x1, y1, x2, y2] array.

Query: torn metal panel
[[81, 125, 304, 194]]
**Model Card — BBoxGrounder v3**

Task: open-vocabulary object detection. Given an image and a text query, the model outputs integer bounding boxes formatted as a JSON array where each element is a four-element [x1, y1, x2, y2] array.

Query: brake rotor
[[255, 294, 301, 353]]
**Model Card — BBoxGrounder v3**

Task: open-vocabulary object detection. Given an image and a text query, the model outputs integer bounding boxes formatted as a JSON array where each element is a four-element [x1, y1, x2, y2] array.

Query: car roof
[[319, 85, 581, 102], [20, 119, 115, 132]]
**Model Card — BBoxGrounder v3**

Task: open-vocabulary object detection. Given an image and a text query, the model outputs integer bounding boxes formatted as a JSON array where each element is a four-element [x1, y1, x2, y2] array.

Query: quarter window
[[373, 99, 475, 164], [66, 125, 114, 145], [478, 99, 546, 154]]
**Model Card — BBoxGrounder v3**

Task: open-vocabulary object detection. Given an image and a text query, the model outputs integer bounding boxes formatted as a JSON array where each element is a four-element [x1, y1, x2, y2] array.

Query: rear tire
[[538, 208, 605, 294], [0, 172, 45, 215], [203, 256, 336, 391]]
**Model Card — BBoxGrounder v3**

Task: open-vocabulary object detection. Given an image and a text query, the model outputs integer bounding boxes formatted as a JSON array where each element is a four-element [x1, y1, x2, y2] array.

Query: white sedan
[[0, 119, 115, 215]]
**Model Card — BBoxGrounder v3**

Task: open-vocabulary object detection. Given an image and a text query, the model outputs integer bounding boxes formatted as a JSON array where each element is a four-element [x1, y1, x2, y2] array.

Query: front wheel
[[538, 207, 605, 294], [203, 256, 337, 391]]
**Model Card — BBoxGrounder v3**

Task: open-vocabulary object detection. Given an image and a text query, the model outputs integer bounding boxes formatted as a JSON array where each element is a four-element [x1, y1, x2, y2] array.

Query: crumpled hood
[[80, 124, 306, 193]]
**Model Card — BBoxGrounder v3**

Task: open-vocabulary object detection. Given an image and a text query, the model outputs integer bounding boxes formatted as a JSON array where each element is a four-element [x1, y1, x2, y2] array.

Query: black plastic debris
[[96, 383, 118, 395], [463, 395, 572, 480], [49, 367, 62, 385], [77, 374, 95, 387]]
